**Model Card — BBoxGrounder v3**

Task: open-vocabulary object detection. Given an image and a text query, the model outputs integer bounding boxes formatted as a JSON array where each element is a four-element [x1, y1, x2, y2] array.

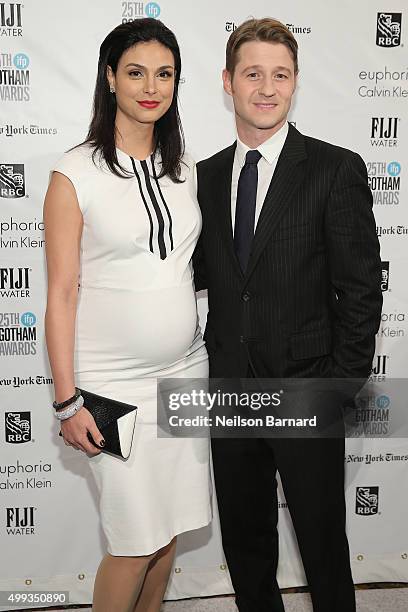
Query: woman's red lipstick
[[138, 100, 160, 109]]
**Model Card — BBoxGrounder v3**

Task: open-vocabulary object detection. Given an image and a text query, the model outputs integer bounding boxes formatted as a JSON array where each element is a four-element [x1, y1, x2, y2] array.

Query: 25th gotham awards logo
[[376, 13, 402, 48], [367, 160, 401, 206], [0, 163, 24, 197], [5, 507, 36, 535], [0, 2, 23, 37], [354, 394, 390, 435], [121, 1, 161, 23], [0, 310, 37, 355], [4, 411, 31, 443], [355, 487, 379, 515], [0, 51, 29, 101]]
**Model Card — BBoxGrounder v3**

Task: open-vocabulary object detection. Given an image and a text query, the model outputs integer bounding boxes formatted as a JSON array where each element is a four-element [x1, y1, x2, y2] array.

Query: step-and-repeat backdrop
[[0, 0, 407, 608]]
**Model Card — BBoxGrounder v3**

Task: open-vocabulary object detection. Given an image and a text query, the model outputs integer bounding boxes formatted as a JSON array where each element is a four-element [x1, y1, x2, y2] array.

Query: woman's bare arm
[[44, 172, 103, 454]]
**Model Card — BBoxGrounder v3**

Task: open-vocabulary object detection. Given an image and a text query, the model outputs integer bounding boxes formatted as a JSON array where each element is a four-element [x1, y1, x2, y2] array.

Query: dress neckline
[[116, 146, 153, 162]]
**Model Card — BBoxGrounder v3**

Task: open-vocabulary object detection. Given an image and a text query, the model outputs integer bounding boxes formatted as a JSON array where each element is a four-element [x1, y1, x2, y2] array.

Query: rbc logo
[[387, 162, 401, 176], [0, 164, 25, 198], [376, 395, 390, 409], [380, 261, 389, 292], [13, 53, 29, 69], [376, 13, 402, 47], [355, 487, 379, 515], [5, 412, 31, 444], [21, 312, 36, 326], [145, 2, 160, 18]]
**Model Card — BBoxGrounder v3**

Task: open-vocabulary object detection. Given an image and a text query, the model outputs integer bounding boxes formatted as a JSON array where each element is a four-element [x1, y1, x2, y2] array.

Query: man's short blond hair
[[226, 18, 299, 76]]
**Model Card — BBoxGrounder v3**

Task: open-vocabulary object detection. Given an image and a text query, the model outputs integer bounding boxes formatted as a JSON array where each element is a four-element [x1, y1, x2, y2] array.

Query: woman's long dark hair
[[83, 18, 184, 182]]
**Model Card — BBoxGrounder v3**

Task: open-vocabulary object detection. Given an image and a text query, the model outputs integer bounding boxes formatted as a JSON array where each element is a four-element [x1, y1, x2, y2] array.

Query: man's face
[[223, 41, 296, 139]]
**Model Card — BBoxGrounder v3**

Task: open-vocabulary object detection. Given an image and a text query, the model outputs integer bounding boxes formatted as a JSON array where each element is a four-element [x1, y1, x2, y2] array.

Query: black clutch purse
[[59, 388, 138, 459]]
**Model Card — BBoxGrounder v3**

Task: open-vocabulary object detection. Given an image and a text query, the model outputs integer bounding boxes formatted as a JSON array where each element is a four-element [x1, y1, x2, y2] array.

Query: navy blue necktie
[[234, 149, 262, 272]]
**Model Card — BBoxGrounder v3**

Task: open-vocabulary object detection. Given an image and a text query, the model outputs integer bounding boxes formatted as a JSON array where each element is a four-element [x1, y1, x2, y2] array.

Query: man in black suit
[[194, 17, 382, 612]]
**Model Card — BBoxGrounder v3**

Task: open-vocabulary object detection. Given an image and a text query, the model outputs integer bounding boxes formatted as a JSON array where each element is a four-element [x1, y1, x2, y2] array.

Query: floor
[[41, 587, 408, 612]]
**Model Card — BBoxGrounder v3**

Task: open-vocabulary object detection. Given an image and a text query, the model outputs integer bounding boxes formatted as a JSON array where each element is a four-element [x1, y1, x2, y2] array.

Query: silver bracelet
[[54, 395, 84, 420]]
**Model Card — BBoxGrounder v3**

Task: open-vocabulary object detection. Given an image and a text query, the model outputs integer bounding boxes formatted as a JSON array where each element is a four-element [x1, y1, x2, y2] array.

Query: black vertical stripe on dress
[[151, 159, 174, 251], [131, 157, 154, 254], [140, 159, 166, 260]]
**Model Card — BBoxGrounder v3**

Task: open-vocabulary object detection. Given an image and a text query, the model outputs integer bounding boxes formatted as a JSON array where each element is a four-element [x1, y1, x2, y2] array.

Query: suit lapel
[[244, 125, 308, 283], [212, 142, 244, 279]]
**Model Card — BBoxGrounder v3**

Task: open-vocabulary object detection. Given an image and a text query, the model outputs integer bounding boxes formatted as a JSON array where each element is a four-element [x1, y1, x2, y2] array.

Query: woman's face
[[107, 40, 176, 127]]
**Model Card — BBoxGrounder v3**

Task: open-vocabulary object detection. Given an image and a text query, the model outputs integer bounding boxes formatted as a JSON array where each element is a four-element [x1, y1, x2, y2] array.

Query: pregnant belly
[[75, 283, 200, 374]]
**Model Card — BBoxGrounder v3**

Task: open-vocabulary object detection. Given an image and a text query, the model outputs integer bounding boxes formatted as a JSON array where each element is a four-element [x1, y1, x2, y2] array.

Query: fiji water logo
[[13, 53, 29, 70], [145, 2, 160, 18], [387, 161, 401, 176]]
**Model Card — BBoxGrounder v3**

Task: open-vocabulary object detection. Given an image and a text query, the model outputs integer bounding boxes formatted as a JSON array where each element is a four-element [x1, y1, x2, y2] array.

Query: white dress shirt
[[231, 121, 289, 234]]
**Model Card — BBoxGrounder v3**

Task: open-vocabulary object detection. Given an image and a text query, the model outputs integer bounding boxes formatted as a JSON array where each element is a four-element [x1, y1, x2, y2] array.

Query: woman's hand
[[59, 407, 105, 456]]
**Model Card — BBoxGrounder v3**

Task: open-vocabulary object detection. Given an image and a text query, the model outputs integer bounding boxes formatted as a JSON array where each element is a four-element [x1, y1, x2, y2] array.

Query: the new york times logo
[[5, 506, 36, 535], [0, 123, 58, 137], [376, 13, 402, 48], [381, 261, 389, 291], [0, 3, 22, 37], [0, 51, 29, 101], [226, 21, 311, 34], [377, 223, 408, 237], [0, 163, 24, 197], [5, 411, 31, 443], [355, 486, 379, 515]]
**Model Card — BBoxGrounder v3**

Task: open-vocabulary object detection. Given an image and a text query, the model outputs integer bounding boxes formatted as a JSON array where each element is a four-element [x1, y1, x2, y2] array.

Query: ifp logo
[[145, 2, 160, 18]]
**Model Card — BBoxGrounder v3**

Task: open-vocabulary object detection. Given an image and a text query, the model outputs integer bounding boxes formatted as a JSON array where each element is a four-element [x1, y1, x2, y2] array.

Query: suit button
[[242, 292, 251, 302]]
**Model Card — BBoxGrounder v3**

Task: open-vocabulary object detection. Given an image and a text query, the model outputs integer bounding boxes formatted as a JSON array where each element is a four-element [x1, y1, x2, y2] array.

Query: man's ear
[[222, 68, 233, 96]]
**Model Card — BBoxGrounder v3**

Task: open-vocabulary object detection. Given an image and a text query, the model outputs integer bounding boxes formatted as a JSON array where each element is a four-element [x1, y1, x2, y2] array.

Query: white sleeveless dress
[[53, 145, 212, 555]]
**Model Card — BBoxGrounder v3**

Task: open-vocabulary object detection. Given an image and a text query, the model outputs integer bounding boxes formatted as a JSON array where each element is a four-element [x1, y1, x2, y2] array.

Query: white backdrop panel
[[0, 0, 407, 608]]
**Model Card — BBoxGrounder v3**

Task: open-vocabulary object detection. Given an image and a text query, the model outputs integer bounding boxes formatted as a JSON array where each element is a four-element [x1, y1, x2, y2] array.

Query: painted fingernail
[[99, 440, 105, 447]]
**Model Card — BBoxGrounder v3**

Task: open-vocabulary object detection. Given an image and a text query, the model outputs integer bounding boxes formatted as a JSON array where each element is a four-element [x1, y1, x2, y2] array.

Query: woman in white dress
[[44, 18, 211, 612]]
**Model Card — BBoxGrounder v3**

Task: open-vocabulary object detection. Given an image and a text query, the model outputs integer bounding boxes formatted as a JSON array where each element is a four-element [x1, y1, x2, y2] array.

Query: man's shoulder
[[302, 131, 360, 166], [197, 143, 236, 175]]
